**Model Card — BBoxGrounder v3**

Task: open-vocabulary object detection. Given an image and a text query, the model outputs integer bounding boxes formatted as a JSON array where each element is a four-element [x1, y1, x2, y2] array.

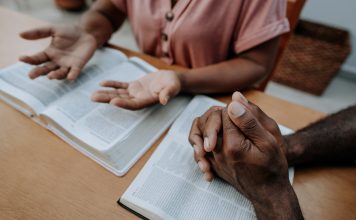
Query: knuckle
[[225, 144, 239, 158], [188, 135, 196, 145], [203, 106, 221, 118], [192, 117, 199, 126], [210, 106, 222, 112], [239, 138, 252, 152], [259, 136, 277, 151], [242, 117, 258, 131], [266, 121, 279, 133]]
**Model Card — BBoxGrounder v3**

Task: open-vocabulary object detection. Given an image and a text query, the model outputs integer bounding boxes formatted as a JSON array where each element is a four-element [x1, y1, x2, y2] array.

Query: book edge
[[117, 198, 150, 220]]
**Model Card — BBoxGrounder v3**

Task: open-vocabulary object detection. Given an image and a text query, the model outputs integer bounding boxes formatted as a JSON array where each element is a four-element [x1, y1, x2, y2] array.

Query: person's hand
[[19, 24, 97, 80], [190, 92, 303, 219], [189, 92, 288, 180], [214, 96, 303, 219], [91, 70, 181, 110], [188, 105, 223, 181], [188, 92, 251, 181], [210, 100, 289, 199], [189, 92, 288, 194]]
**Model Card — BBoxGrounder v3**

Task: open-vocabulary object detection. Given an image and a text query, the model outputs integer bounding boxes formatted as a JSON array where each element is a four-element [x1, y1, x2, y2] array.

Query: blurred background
[[0, 0, 355, 113]]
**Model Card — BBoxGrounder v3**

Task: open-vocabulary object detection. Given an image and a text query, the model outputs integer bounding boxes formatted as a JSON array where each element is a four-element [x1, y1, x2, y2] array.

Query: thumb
[[158, 86, 176, 105], [20, 26, 54, 40], [227, 101, 270, 142], [159, 80, 180, 105]]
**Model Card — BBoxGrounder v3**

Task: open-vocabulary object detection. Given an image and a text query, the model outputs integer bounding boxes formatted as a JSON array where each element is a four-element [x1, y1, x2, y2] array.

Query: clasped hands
[[189, 92, 298, 214]]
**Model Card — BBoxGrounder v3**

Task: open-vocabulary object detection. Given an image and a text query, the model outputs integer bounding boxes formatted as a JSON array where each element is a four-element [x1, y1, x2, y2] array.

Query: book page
[[0, 48, 126, 115], [42, 54, 192, 176], [121, 95, 294, 220], [46, 95, 190, 176], [41, 60, 156, 151]]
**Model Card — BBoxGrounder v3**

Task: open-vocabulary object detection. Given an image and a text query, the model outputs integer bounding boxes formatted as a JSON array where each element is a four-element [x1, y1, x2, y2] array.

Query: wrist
[[175, 71, 187, 93], [251, 183, 303, 220], [284, 134, 305, 166], [248, 178, 291, 206], [77, 25, 100, 48]]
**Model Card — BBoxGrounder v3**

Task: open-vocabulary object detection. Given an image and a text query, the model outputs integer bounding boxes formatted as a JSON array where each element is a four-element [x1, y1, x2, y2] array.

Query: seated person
[[19, 0, 289, 110], [189, 92, 356, 219]]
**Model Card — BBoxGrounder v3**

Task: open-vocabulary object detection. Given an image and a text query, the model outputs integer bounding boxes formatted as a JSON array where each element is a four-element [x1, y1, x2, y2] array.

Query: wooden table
[[0, 7, 355, 220]]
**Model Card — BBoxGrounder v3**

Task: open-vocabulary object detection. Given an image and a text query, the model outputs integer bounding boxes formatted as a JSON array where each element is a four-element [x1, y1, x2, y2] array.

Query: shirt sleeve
[[234, 0, 290, 54], [110, 0, 127, 14]]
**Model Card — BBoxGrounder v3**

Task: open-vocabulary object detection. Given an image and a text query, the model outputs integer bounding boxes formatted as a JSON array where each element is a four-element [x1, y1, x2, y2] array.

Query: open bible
[[119, 95, 294, 220], [0, 48, 190, 176]]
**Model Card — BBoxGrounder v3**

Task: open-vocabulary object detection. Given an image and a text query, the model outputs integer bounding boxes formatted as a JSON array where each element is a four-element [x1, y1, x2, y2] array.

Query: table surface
[[0, 7, 355, 220]]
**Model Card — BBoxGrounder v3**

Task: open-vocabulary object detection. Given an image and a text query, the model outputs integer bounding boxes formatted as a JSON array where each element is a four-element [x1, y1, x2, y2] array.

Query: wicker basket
[[272, 20, 351, 96]]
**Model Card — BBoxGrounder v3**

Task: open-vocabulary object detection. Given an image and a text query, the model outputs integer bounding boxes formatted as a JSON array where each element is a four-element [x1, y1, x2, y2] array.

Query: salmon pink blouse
[[111, 0, 290, 68]]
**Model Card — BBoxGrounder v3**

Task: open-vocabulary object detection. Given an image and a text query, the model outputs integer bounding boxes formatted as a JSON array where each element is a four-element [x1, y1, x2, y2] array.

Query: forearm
[[80, 0, 126, 47], [177, 37, 280, 94], [285, 105, 356, 166], [177, 57, 267, 94], [252, 184, 303, 220]]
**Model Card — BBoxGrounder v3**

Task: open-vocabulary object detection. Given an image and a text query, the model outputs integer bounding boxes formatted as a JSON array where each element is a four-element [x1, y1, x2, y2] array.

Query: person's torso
[[124, 0, 243, 68]]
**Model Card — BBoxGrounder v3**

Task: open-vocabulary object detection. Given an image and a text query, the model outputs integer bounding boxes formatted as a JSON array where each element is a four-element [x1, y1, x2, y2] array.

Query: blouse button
[[165, 11, 174, 21], [161, 33, 168, 41]]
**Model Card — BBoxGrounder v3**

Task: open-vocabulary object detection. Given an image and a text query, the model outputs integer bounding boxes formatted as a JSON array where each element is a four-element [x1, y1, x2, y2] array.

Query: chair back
[[256, 0, 306, 91]]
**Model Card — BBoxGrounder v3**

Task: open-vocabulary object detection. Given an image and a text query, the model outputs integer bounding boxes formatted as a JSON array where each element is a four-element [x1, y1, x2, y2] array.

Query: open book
[[119, 95, 294, 220], [0, 48, 190, 176]]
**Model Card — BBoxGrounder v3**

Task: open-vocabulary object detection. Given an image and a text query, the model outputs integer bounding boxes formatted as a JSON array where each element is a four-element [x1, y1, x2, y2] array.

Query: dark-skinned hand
[[189, 92, 303, 219]]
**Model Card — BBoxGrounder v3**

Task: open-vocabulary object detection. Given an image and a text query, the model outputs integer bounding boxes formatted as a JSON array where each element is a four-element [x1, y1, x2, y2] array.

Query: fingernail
[[204, 173, 212, 182], [237, 92, 248, 105], [204, 137, 209, 151], [233, 91, 248, 105], [162, 96, 169, 105], [229, 101, 246, 117], [198, 161, 204, 171]]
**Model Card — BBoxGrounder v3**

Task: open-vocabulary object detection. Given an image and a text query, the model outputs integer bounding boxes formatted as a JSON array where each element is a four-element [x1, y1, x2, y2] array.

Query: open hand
[[91, 70, 181, 110], [19, 25, 97, 80]]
